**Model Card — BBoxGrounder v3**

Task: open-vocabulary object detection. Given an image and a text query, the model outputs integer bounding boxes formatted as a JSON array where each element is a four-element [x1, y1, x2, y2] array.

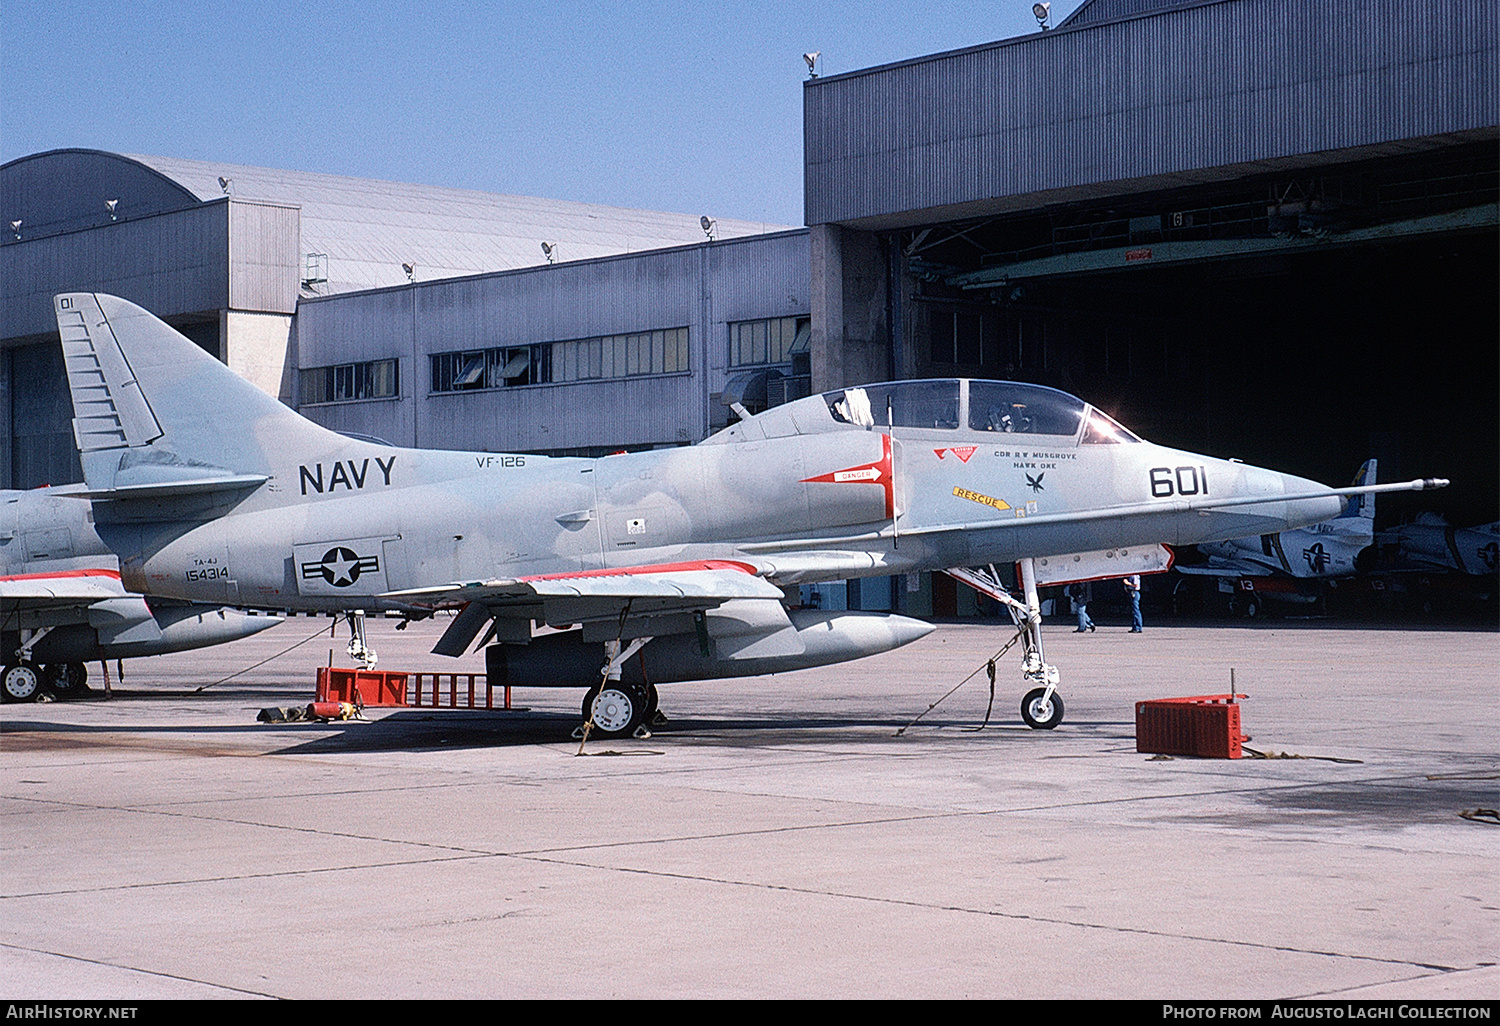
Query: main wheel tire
[[2, 663, 44, 703], [582, 684, 645, 739], [45, 662, 88, 696], [1020, 687, 1064, 730]]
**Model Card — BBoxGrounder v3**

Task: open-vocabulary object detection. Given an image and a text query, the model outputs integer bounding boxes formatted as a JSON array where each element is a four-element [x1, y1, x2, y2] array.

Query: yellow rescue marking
[[953, 486, 1011, 511]]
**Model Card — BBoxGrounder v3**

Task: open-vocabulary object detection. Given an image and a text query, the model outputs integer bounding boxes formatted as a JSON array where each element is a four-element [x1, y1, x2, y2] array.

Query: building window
[[928, 306, 1043, 374], [301, 359, 399, 404], [431, 345, 551, 392], [551, 327, 689, 383], [721, 316, 812, 420], [431, 328, 688, 393], [730, 316, 809, 368]]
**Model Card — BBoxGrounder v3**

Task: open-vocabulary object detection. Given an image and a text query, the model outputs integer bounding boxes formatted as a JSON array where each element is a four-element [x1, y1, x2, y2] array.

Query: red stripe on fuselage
[[0, 568, 122, 583], [517, 559, 759, 583]]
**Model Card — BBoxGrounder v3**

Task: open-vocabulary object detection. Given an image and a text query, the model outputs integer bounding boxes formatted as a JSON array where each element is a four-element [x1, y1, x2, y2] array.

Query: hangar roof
[[1, 149, 795, 295]]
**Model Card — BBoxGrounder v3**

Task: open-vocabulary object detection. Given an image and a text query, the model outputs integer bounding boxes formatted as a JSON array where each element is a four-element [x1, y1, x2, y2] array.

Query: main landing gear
[[2, 662, 94, 701], [581, 682, 660, 739], [2, 625, 92, 703], [1, 660, 89, 702], [2, 662, 43, 702], [45, 662, 89, 696], [576, 636, 661, 741], [346, 611, 378, 669], [946, 557, 1065, 730]]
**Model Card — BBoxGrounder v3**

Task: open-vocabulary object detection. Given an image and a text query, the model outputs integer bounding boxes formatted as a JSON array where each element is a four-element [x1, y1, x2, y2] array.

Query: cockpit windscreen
[[968, 382, 1085, 436], [828, 380, 961, 430], [1080, 408, 1141, 444]]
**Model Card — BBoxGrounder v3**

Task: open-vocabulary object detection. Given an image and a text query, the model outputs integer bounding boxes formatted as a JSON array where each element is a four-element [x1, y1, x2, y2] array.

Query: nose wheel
[[1021, 687, 1064, 730]]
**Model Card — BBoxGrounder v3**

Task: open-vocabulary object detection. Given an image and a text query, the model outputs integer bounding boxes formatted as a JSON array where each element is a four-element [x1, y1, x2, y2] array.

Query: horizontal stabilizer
[[74, 474, 270, 501]]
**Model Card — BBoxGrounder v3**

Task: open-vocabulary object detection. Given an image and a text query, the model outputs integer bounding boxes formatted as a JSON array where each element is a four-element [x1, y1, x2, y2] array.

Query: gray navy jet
[[1, 485, 282, 701], [50, 293, 1447, 734]]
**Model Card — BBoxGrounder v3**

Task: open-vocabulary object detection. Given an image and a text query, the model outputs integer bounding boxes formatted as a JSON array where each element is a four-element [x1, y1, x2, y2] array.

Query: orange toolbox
[[1135, 693, 1248, 759], [316, 667, 409, 708]]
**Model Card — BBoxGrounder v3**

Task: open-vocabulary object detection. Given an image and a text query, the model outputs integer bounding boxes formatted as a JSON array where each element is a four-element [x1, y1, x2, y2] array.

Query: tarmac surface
[[2, 613, 1496, 1000]]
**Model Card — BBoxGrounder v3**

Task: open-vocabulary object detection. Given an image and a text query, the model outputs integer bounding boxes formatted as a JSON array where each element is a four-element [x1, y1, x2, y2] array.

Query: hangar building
[[1, 151, 806, 484], [805, 0, 1497, 538], [1, 0, 1495, 616]]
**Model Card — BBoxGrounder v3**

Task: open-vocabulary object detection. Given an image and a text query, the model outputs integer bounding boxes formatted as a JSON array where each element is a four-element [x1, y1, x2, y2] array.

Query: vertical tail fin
[[54, 293, 339, 497], [1338, 459, 1378, 520]]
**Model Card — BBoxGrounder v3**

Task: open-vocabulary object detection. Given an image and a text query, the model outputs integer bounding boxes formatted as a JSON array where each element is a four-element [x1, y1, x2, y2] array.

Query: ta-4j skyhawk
[[52, 293, 1447, 735], [0, 484, 282, 701]]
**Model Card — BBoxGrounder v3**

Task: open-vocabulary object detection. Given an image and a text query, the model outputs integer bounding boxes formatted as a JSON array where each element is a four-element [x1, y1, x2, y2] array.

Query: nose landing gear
[[946, 558, 1065, 730]]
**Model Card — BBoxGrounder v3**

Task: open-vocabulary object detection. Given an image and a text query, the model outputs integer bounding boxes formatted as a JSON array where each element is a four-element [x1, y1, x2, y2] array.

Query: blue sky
[[3, 1, 1084, 226]]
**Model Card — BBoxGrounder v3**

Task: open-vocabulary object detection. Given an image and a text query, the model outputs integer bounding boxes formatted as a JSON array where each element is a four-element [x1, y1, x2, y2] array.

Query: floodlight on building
[[803, 52, 820, 78], [106, 199, 119, 220], [402, 262, 415, 281], [218, 176, 232, 194], [1033, 3, 1051, 29], [9, 220, 21, 240], [700, 215, 717, 240], [541, 241, 556, 264]]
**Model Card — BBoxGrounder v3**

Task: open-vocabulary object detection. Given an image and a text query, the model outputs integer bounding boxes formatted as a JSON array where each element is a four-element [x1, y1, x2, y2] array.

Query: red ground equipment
[[1135, 693, 1248, 759], [316, 667, 408, 707]]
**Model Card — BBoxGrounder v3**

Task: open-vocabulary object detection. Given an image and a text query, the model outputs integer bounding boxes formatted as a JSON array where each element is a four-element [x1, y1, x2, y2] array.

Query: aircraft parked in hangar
[[0, 486, 282, 701], [49, 293, 1448, 735], [1378, 514, 1499, 577], [1172, 460, 1379, 617]]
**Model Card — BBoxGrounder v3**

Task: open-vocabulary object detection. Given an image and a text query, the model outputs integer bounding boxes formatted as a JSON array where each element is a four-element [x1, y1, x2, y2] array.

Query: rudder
[[53, 293, 340, 498]]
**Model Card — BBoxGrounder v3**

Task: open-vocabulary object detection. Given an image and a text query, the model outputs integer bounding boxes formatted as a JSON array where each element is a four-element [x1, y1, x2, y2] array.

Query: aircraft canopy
[[706, 378, 1140, 446], [822, 380, 1138, 443]]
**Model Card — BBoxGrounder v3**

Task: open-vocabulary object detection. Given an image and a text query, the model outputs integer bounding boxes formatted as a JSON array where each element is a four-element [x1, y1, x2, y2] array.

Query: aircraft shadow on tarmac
[[271, 710, 1136, 755], [0, 707, 1131, 756]]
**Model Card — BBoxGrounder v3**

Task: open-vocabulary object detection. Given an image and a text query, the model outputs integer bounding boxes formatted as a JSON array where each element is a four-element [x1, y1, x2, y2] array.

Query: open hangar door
[[898, 150, 1498, 534]]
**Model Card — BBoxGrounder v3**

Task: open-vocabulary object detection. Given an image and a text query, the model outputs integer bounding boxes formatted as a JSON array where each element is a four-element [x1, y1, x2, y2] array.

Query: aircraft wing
[[1174, 560, 1276, 578], [0, 568, 130, 608], [387, 560, 788, 656]]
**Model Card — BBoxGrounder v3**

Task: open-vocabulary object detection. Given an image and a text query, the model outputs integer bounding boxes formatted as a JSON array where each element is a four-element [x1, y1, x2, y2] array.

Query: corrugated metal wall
[[228, 200, 301, 314], [2, 342, 82, 490], [295, 231, 810, 453], [0, 149, 201, 240], [1, 203, 230, 340], [805, 0, 1499, 226]]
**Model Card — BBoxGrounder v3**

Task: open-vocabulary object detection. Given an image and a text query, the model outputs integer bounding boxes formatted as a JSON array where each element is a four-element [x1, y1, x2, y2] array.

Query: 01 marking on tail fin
[[55, 296, 163, 452]]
